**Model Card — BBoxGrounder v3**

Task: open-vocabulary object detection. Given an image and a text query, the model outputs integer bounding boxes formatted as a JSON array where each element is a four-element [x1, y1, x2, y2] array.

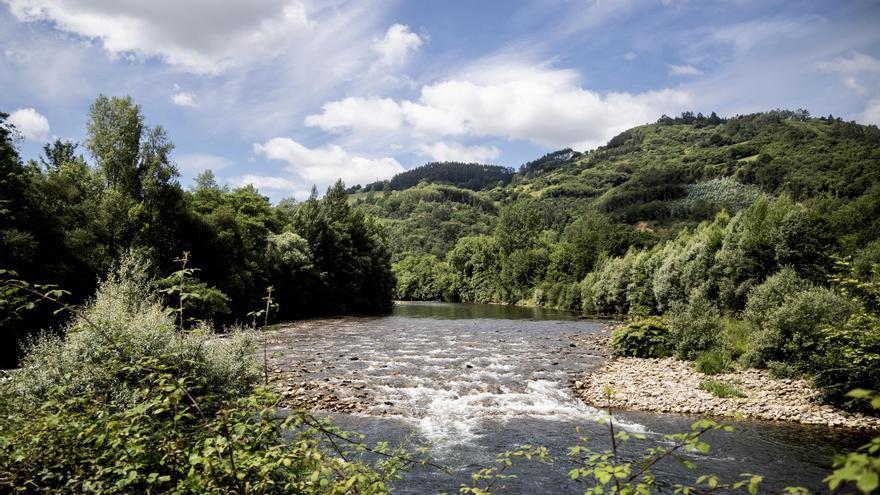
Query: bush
[[767, 360, 801, 379], [742, 267, 811, 330], [699, 379, 746, 398], [813, 310, 880, 411], [743, 287, 854, 369], [0, 257, 407, 493], [668, 291, 723, 360], [721, 317, 750, 360], [694, 351, 734, 375], [610, 317, 672, 358], [10, 255, 258, 407]]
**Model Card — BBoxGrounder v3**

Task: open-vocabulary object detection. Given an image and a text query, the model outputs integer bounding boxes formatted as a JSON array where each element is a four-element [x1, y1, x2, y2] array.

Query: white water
[[269, 306, 646, 451]]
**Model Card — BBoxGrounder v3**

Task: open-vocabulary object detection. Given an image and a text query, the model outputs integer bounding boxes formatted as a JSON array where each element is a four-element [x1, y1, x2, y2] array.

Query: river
[[267, 301, 870, 494]]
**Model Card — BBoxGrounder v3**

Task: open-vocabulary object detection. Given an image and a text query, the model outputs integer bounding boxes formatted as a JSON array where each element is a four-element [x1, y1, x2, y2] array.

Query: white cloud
[[817, 52, 880, 75], [4, 0, 311, 74], [8, 107, 50, 140], [254, 138, 403, 188], [228, 174, 300, 191], [176, 152, 231, 173], [623, 51, 637, 61], [843, 76, 867, 94], [668, 64, 703, 76], [171, 90, 197, 107], [304, 97, 404, 133], [418, 142, 501, 163], [305, 62, 691, 149], [862, 98, 880, 126], [373, 23, 422, 67]]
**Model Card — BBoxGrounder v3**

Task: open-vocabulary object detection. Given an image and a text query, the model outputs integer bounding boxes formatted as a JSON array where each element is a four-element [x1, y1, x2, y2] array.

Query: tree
[[87, 95, 144, 195]]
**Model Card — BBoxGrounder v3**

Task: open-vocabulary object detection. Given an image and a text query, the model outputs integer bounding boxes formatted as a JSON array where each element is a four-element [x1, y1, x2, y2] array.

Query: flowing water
[[269, 302, 871, 494]]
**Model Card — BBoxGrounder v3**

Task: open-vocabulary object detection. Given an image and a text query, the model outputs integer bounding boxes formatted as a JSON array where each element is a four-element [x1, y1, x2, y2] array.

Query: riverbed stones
[[571, 357, 880, 430]]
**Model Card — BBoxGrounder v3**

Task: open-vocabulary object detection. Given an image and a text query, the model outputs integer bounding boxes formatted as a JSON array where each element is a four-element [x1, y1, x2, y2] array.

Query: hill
[[353, 110, 880, 303], [352, 161, 514, 193]]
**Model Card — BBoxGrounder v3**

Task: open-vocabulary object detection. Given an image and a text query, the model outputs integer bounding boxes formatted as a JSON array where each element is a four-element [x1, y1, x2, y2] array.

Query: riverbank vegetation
[[2, 260, 877, 492], [0, 257, 425, 493], [364, 110, 880, 412], [0, 99, 394, 367]]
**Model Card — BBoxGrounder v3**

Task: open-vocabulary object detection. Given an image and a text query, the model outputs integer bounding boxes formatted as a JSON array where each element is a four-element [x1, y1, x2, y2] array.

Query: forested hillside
[[354, 110, 880, 408], [0, 97, 394, 367], [362, 110, 880, 304]]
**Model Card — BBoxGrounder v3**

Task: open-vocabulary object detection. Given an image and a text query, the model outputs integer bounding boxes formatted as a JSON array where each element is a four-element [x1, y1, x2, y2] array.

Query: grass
[[694, 350, 735, 375], [721, 317, 750, 360], [699, 379, 746, 399]]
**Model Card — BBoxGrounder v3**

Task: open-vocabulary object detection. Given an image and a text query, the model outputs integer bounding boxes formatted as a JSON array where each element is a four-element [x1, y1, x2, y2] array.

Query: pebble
[[571, 357, 880, 430]]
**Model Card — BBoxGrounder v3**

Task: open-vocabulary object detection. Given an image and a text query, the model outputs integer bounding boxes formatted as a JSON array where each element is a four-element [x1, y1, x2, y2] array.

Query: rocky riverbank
[[571, 357, 880, 429]]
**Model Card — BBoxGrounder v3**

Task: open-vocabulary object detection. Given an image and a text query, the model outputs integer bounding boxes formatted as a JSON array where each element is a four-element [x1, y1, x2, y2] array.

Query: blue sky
[[2, 0, 879, 201]]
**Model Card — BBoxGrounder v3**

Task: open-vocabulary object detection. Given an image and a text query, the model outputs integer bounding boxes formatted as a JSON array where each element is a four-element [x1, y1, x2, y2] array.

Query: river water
[[269, 302, 870, 494]]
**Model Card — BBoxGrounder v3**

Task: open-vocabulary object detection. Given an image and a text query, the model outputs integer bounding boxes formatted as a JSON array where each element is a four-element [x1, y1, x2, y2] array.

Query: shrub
[[0, 256, 405, 494], [699, 379, 746, 398], [767, 361, 801, 379], [743, 287, 854, 369], [610, 317, 672, 358], [721, 317, 750, 360], [10, 255, 258, 407], [668, 291, 723, 360], [742, 267, 811, 330], [694, 351, 734, 375], [813, 310, 880, 411]]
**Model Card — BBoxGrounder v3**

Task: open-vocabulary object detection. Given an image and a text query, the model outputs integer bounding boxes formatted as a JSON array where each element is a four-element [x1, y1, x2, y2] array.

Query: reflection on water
[[272, 302, 871, 493], [391, 301, 584, 321]]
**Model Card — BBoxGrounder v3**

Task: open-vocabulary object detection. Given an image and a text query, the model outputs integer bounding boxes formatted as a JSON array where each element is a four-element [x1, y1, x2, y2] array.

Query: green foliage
[[743, 286, 853, 369], [393, 254, 459, 301], [1, 97, 396, 366], [291, 181, 395, 315], [9, 254, 257, 405], [668, 292, 723, 360], [720, 317, 750, 360], [361, 161, 513, 192], [610, 317, 672, 358], [767, 361, 801, 379], [694, 351, 735, 375], [824, 390, 880, 494], [699, 379, 746, 398], [447, 235, 503, 303], [742, 267, 812, 330], [0, 263, 413, 494]]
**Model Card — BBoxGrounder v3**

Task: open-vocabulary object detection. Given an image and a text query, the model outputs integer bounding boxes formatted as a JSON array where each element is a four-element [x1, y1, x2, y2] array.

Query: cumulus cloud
[[418, 142, 501, 163], [668, 64, 703, 76], [373, 23, 422, 67], [304, 97, 404, 133], [8, 107, 50, 140], [171, 89, 197, 107], [4, 0, 310, 74], [305, 63, 690, 149], [254, 138, 403, 188], [176, 152, 232, 173]]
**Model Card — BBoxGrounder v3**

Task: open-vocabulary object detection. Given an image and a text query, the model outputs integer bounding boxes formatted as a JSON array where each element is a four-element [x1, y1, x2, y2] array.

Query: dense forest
[[0, 97, 394, 367], [357, 109, 880, 409], [354, 161, 515, 193]]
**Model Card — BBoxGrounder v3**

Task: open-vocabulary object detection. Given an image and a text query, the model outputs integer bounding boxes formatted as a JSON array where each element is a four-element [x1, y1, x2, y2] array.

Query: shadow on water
[[273, 302, 872, 494]]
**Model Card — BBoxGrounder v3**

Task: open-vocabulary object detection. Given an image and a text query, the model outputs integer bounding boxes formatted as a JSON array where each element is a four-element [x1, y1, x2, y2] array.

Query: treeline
[[353, 161, 514, 193], [0, 97, 393, 366]]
